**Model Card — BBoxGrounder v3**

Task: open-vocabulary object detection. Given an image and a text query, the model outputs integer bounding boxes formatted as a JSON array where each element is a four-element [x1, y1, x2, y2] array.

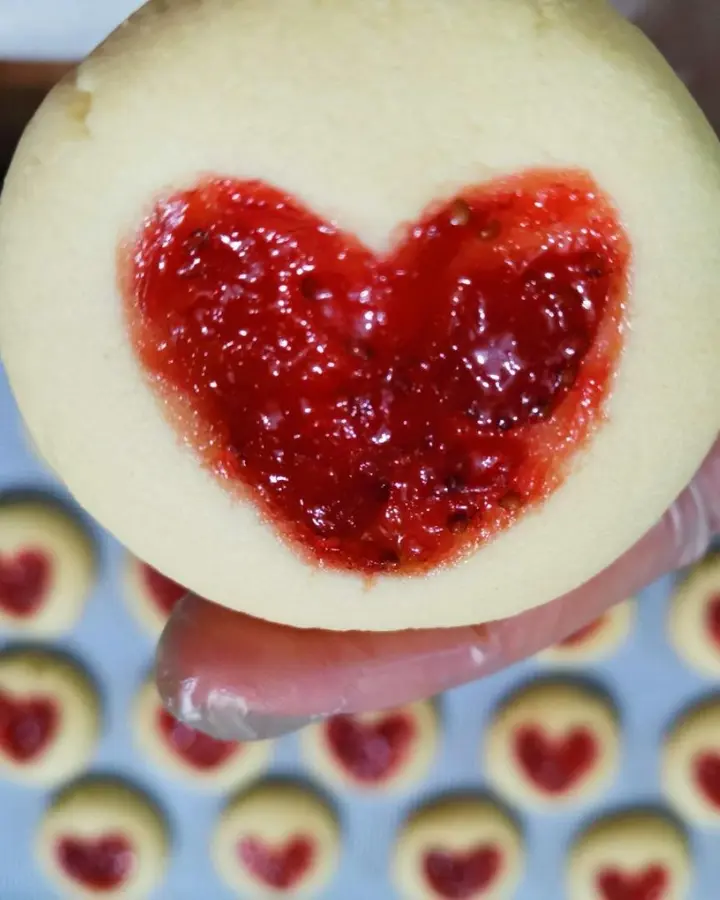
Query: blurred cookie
[[0, 649, 100, 787], [301, 699, 437, 792], [393, 795, 523, 900], [37, 777, 169, 899], [213, 782, 339, 896], [0, 497, 95, 636], [668, 554, 720, 678], [538, 599, 635, 665], [484, 680, 619, 808], [664, 697, 720, 826], [124, 553, 187, 635]]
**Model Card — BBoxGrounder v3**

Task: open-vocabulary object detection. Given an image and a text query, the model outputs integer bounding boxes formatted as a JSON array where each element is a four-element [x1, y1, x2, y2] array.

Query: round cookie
[[668, 554, 720, 678], [213, 781, 339, 896], [301, 699, 437, 792], [568, 811, 690, 900], [0, 649, 100, 787], [37, 777, 168, 900], [484, 680, 619, 808], [133, 677, 272, 789], [663, 698, 720, 826], [538, 599, 635, 665], [0, 0, 718, 633], [0, 497, 95, 636], [393, 795, 523, 900], [124, 553, 187, 635]]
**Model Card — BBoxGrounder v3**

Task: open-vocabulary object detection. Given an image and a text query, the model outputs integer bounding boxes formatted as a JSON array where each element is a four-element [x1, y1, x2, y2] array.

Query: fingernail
[[161, 676, 322, 742]]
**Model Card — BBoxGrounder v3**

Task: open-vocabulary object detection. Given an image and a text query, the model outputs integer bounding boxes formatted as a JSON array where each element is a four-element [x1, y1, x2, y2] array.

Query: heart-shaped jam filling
[[694, 751, 720, 809], [596, 864, 668, 900], [325, 712, 414, 783], [423, 845, 502, 899], [238, 835, 314, 889], [558, 616, 604, 648], [0, 689, 57, 763], [140, 563, 186, 616], [706, 594, 720, 650], [157, 708, 239, 770], [0, 549, 51, 617], [125, 170, 628, 575], [514, 724, 596, 794], [57, 834, 134, 890]]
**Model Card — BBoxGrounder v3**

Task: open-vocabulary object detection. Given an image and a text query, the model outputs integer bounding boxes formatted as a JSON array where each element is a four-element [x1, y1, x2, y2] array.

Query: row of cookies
[[2, 494, 718, 676], [31, 773, 697, 900], [2, 646, 719, 827]]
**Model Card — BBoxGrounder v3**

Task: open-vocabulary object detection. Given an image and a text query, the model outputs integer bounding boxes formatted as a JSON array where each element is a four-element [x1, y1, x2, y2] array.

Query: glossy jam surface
[[239, 835, 314, 889], [0, 690, 57, 762], [57, 834, 134, 890], [706, 594, 720, 649], [558, 616, 604, 648], [127, 171, 628, 574], [157, 708, 238, 770], [0, 549, 51, 617], [596, 865, 668, 900], [141, 563, 186, 616], [694, 752, 720, 808], [514, 725, 596, 794], [325, 712, 414, 783], [423, 845, 501, 899]]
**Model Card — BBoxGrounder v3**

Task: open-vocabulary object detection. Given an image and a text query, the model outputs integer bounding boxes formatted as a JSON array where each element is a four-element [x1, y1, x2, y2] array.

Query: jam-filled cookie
[[668, 554, 720, 678], [133, 677, 272, 789], [485, 680, 619, 807], [538, 599, 635, 665], [1, 0, 718, 633], [0, 649, 100, 787], [0, 498, 95, 636], [301, 699, 437, 792], [568, 810, 690, 900], [37, 777, 169, 899], [393, 795, 523, 900], [213, 781, 339, 896], [663, 697, 720, 826]]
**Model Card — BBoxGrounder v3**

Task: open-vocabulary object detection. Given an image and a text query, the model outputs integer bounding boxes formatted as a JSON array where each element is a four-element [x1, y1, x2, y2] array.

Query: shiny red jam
[[0, 549, 51, 617], [125, 171, 628, 574], [0, 690, 57, 762], [694, 751, 720, 808], [239, 835, 314, 889], [423, 845, 502, 899], [514, 724, 597, 794], [596, 865, 668, 900], [57, 834, 134, 890], [325, 712, 414, 783]]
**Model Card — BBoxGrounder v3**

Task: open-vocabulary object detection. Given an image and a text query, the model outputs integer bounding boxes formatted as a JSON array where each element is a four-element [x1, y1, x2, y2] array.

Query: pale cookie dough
[[301, 699, 437, 792], [0, 649, 100, 787], [393, 795, 523, 900], [213, 782, 339, 896], [0, 497, 95, 637], [134, 677, 272, 789], [484, 680, 619, 808], [568, 811, 691, 900], [124, 553, 187, 635], [37, 778, 169, 900], [1, 0, 718, 633], [663, 698, 720, 826], [538, 599, 635, 665], [668, 554, 720, 678]]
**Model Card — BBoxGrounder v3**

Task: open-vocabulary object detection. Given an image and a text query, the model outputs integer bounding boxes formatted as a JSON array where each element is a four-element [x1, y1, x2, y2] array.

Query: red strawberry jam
[[0, 690, 58, 762], [514, 724, 597, 794], [157, 708, 239, 770], [596, 865, 668, 900], [125, 170, 628, 574], [325, 711, 414, 783], [239, 835, 314, 889], [423, 845, 502, 898], [0, 549, 51, 617], [57, 834, 134, 891]]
